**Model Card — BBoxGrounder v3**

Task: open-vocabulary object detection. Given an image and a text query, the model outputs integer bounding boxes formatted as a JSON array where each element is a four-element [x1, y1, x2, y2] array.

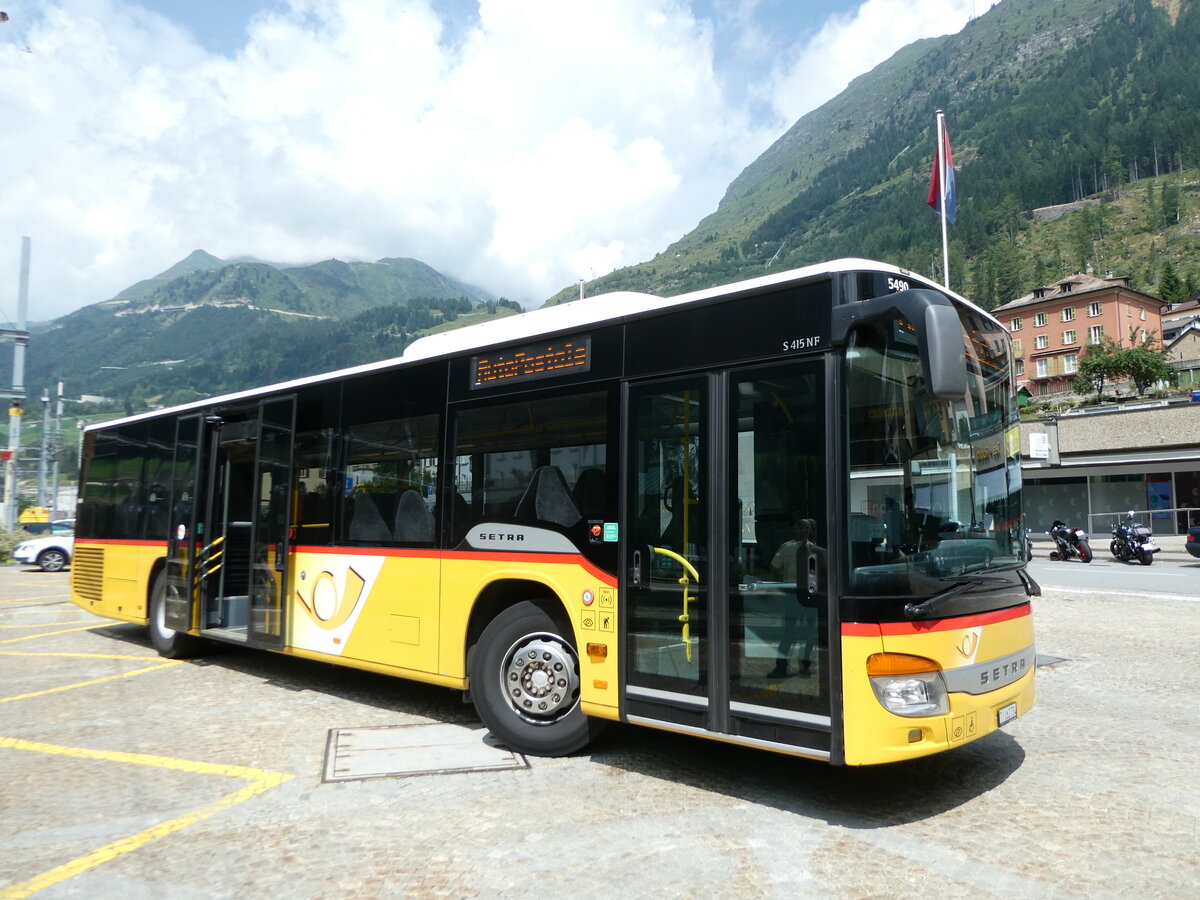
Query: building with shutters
[[993, 271, 1167, 398]]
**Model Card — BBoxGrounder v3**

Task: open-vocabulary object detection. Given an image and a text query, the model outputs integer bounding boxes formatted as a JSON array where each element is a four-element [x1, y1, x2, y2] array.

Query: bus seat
[[573, 468, 608, 519], [348, 493, 392, 542], [514, 466, 582, 529], [393, 489, 435, 543], [448, 491, 474, 545], [300, 489, 328, 525]]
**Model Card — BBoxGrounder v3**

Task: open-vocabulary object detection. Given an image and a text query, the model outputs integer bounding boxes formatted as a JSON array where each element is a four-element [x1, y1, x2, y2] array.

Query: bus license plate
[[997, 702, 1018, 727]]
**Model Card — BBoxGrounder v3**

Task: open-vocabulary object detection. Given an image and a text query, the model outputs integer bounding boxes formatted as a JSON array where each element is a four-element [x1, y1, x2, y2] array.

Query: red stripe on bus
[[292, 545, 441, 560], [843, 603, 1032, 637], [841, 622, 882, 637], [448, 550, 617, 585], [291, 545, 618, 586], [74, 539, 166, 548]]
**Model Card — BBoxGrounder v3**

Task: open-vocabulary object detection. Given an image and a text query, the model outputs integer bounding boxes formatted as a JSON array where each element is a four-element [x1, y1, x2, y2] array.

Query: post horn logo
[[297, 566, 367, 630], [957, 631, 979, 659]]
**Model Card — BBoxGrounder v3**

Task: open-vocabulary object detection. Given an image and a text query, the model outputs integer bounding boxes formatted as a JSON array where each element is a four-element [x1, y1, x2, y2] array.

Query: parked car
[[1186, 525, 1200, 559], [13, 529, 74, 572]]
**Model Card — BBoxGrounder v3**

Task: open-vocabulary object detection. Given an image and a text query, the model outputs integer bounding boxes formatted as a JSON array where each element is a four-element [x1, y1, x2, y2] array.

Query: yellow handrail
[[194, 535, 226, 587], [652, 546, 700, 662]]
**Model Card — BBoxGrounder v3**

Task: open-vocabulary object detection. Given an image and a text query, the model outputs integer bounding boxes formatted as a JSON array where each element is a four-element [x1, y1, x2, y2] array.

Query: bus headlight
[[867, 653, 949, 717]]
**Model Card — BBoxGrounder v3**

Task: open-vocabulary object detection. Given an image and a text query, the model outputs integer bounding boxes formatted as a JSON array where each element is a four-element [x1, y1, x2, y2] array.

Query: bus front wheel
[[148, 572, 206, 659], [470, 600, 601, 757]]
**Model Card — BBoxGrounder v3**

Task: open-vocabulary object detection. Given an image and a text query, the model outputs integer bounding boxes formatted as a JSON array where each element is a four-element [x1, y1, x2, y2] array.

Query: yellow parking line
[[0, 626, 103, 644], [0, 737, 292, 899], [0, 737, 290, 781], [0, 660, 183, 705], [0, 622, 97, 629], [0, 596, 66, 604]]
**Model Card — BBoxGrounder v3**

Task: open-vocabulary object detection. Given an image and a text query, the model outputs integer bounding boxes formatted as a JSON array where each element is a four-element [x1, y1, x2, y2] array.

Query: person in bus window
[[768, 514, 823, 678]]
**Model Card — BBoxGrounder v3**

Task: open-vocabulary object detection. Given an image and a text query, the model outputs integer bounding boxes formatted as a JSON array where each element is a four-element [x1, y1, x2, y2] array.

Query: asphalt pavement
[[2, 565, 1198, 898]]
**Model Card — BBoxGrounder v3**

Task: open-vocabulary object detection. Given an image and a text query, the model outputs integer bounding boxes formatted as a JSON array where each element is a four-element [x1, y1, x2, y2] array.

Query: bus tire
[[470, 599, 601, 757], [148, 571, 206, 659]]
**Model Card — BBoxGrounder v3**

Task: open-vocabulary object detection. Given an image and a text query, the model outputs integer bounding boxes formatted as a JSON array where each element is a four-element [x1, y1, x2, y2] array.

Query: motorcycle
[[1110, 510, 1159, 566], [1048, 520, 1093, 562]]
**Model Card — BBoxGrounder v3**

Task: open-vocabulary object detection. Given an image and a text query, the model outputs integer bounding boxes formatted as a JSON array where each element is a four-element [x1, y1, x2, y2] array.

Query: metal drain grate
[[323, 722, 529, 782]]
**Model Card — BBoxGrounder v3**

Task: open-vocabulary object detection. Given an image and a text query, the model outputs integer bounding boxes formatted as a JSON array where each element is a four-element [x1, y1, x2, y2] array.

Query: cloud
[[768, 0, 998, 125], [0, 0, 990, 323], [1, 0, 772, 320]]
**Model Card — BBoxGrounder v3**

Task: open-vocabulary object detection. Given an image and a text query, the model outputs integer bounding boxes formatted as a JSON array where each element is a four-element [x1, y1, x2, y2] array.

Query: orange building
[[993, 272, 1166, 397]]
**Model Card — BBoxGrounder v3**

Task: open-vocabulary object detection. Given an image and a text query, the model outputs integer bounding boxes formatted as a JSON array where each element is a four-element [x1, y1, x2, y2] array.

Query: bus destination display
[[471, 337, 592, 389]]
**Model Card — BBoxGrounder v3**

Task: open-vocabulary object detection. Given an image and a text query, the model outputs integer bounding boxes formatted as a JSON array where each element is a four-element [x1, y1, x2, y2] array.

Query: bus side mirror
[[830, 288, 968, 400], [923, 303, 969, 399]]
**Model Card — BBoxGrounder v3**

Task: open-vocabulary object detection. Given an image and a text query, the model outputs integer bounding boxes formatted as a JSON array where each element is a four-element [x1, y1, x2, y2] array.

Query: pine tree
[[992, 239, 1025, 307], [1159, 260, 1183, 304]]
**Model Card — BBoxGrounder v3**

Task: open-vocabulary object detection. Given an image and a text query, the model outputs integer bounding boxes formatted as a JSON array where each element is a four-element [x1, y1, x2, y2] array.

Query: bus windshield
[[845, 307, 1023, 597]]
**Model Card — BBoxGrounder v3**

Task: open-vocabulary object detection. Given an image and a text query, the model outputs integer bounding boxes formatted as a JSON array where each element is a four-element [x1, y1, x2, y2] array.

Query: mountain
[[552, 0, 1200, 308], [19, 253, 500, 406], [22, 0, 1200, 412], [112, 249, 228, 303]]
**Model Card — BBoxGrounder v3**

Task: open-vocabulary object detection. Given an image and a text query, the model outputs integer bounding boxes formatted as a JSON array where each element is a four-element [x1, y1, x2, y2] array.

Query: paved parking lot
[[2, 565, 1197, 898]]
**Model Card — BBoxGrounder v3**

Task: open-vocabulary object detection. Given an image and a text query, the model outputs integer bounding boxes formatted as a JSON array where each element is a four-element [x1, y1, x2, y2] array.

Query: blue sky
[[0, 1, 995, 318], [147, 1, 845, 49]]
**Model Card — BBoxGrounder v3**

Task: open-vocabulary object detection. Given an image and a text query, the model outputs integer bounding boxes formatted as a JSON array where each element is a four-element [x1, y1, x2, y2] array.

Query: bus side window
[[446, 488, 474, 547], [393, 489, 435, 543], [514, 466, 582, 529], [347, 492, 392, 542], [573, 468, 607, 520]]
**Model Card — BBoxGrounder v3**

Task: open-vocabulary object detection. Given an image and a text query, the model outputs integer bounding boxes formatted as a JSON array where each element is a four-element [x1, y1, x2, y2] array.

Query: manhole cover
[[323, 722, 529, 782]]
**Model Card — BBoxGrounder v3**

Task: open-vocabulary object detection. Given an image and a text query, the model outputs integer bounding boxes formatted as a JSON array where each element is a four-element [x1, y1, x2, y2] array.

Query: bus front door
[[625, 378, 711, 728], [623, 360, 833, 760]]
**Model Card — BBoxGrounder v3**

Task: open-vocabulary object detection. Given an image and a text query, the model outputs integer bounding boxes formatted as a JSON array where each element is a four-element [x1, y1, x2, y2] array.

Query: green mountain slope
[[20, 253, 498, 405], [553, 0, 1200, 307], [21, 0, 1200, 416]]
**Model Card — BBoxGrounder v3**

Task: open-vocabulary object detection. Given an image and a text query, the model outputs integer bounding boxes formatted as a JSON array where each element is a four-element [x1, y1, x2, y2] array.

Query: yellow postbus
[[70, 259, 1037, 764]]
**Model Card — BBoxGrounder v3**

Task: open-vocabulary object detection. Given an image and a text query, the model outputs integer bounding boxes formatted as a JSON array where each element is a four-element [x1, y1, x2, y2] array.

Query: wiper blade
[[902, 574, 1011, 619]]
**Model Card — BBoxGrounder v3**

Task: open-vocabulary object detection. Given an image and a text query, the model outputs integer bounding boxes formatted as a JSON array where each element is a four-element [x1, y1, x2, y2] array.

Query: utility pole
[[50, 381, 63, 517], [37, 391, 49, 507], [2, 237, 31, 531]]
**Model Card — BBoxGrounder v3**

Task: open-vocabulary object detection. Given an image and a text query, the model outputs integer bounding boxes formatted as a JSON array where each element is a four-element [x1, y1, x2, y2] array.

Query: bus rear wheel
[[148, 571, 207, 659], [470, 600, 601, 757]]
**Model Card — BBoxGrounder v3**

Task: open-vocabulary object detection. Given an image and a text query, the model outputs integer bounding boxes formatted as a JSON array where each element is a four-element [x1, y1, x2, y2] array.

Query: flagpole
[[936, 109, 950, 290]]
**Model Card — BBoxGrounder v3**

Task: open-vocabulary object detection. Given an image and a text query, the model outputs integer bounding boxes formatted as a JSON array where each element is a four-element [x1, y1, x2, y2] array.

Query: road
[[1028, 550, 1200, 598], [2, 565, 1198, 898]]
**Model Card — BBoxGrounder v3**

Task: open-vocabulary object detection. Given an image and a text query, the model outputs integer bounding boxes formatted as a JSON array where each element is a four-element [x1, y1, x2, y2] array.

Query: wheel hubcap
[[500, 633, 580, 725]]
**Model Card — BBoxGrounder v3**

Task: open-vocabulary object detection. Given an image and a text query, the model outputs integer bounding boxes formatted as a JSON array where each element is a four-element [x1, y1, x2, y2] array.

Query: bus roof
[[83, 258, 988, 433]]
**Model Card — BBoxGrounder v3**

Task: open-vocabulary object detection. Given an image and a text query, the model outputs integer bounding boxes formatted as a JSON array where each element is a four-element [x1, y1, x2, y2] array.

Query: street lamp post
[[2, 237, 30, 531]]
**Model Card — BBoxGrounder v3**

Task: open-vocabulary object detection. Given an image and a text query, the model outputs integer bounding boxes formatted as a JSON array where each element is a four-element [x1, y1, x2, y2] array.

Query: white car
[[13, 528, 74, 572]]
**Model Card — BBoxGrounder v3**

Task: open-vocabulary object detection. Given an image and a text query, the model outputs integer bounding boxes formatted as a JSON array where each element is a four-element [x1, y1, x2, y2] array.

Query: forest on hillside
[[575, 0, 1200, 312]]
